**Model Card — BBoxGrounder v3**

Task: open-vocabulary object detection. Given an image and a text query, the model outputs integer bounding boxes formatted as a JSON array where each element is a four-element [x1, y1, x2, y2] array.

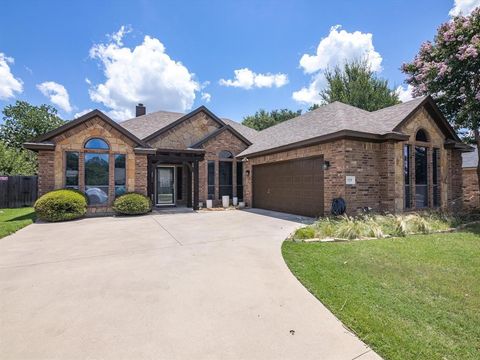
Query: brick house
[[24, 96, 471, 217], [462, 148, 479, 210]]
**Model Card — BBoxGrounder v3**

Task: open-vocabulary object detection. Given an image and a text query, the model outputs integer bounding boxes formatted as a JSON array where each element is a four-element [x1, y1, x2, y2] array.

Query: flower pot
[[206, 199, 213, 209], [222, 195, 230, 208], [239, 201, 245, 209], [233, 197, 238, 206]]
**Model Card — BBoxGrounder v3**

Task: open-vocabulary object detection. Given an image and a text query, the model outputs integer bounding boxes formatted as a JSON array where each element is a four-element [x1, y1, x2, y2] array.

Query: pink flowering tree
[[402, 7, 480, 192]]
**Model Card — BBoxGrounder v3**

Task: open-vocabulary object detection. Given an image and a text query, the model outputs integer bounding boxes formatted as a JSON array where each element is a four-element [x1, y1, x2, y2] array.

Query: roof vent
[[136, 103, 146, 117]]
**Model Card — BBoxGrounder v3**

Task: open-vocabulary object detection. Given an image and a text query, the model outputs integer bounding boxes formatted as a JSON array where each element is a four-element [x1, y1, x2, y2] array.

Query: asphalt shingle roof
[[238, 98, 428, 156], [463, 148, 478, 168], [119, 110, 257, 141]]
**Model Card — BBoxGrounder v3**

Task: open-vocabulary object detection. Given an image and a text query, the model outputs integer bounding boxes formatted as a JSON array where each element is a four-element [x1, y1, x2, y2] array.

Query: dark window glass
[[176, 166, 183, 200], [85, 138, 109, 150], [219, 150, 233, 159], [219, 161, 233, 199], [207, 161, 215, 200], [65, 152, 79, 189], [403, 145, 410, 209], [85, 153, 109, 204], [415, 129, 429, 142], [433, 148, 440, 207], [114, 154, 126, 197], [236, 162, 243, 201], [415, 146, 428, 208]]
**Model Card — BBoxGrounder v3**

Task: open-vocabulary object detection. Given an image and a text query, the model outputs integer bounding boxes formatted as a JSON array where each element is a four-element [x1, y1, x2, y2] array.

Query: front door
[[156, 166, 175, 205]]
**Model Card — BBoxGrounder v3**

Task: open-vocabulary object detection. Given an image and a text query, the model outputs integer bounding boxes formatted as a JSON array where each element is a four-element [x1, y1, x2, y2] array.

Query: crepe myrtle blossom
[[402, 6, 480, 189]]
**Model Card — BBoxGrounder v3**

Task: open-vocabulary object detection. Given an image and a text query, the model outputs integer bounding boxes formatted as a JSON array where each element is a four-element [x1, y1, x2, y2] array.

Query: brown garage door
[[252, 156, 324, 217]]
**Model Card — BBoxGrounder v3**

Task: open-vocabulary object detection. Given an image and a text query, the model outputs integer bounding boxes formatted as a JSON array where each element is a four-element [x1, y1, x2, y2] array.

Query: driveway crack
[[150, 216, 183, 246]]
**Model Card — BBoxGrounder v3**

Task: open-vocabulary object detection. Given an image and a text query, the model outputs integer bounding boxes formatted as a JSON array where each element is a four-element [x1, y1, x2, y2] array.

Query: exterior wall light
[[323, 161, 331, 170], [246, 170, 251, 176]]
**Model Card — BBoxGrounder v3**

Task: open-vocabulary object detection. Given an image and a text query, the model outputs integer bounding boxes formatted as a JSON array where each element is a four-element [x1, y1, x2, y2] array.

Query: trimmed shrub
[[34, 189, 87, 222], [293, 227, 316, 240], [113, 193, 152, 215]]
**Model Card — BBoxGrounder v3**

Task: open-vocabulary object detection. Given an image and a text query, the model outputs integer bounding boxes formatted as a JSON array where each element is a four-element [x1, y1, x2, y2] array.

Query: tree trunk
[[475, 129, 480, 207]]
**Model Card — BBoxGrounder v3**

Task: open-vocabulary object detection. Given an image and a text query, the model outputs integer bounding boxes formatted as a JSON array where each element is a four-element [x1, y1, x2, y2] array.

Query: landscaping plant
[[112, 192, 152, 215], [34, 189, 87, 222], [292, 212, 459, 241]]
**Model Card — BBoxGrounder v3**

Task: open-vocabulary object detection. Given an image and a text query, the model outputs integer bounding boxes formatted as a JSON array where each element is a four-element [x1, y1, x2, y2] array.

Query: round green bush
[[113, 193, 152, 215], [34, 189, 87, 222]]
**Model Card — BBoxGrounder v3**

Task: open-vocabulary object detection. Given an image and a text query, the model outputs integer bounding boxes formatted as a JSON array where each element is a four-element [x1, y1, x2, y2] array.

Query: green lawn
[[282, 227, 480, 360], [0, 207, 36, 239]]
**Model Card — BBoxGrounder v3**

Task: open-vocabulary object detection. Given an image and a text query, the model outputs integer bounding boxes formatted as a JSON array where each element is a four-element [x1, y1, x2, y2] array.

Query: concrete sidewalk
[[0, 209, 381, 359]]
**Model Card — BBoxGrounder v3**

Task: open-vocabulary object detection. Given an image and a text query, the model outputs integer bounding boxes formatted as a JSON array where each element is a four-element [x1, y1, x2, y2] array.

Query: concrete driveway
[[0, 209, 380, 360]]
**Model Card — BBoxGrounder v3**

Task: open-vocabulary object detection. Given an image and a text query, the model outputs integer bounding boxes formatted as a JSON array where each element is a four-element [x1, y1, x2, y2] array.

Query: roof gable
[[34, 109, 148, 147], [190, 125, 252, 148], [142, 106, 226, 143]]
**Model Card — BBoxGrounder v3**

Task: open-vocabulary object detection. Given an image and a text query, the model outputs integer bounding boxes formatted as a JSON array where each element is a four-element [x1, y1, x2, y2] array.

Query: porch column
[[193, 160, 200, 210], [185, 162, 192, 208]]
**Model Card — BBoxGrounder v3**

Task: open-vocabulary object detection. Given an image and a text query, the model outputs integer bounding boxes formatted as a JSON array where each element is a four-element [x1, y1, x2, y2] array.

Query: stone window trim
[[404, 127, 441, 210], [82, 136, 112, 150], [62, 148, 128, 208]]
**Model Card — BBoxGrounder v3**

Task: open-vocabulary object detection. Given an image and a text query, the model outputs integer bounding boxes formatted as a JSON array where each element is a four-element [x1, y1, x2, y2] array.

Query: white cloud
[[108, 25, 132, 46], [201, 92, 211, 102], [396, 85, 414, 102], [88, 27, 200, 120], [299, 25, 382, 74], [293, 25, 383, 105], [449, 0, 480, 16], [0, 52, 23, 100], [219, 68, 288, 89], [292, 74, 326, 105], [74, 108, 93, 118], [37, 81, 72, 112]]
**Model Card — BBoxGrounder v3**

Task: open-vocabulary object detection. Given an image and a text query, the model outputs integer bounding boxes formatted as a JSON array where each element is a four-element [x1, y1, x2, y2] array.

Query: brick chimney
[[135, 103, 146, 117]]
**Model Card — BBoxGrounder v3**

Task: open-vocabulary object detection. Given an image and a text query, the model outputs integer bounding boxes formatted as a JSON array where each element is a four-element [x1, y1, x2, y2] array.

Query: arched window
[[415, 129, 429, 142], [85, 138, 109, 150], [219, 150, 233, 159]]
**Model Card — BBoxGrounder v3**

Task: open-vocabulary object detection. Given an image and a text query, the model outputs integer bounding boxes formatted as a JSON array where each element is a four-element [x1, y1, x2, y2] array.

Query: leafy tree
[[402, 8, 480, 194], [312, 59, 400, 111], [0, 100, 64, 150], [0, 141, 36, 175], [242, 109, 302, 131]]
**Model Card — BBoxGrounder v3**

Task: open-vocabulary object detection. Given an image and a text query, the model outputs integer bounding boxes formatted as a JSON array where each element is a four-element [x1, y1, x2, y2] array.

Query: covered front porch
[[147, 148, 205, 210]]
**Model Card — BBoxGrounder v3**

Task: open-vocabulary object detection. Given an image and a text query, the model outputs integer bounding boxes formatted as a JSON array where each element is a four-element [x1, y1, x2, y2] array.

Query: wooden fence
[[0, 176, 38, 208]]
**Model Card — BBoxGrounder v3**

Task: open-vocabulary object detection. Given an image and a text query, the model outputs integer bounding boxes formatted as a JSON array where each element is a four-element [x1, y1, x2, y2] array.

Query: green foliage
[[242, 108, 302, 131], [402, 8, 480, 136], [0, 100, 65, 150], [293, 226, 316, 240], [292, 212, 457, 241], [312, 59, 400, 111], [113, 193, 152, 215], [283, 229, 480, 360], [0, 141, 37, 175], [34, 189, 87, 222], [0, 207, 36, 239]]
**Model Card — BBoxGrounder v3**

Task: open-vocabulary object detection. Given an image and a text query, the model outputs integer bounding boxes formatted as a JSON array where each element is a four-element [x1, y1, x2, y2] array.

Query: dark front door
[[252, 156, 324, 217], [156, 166, 175, 205]]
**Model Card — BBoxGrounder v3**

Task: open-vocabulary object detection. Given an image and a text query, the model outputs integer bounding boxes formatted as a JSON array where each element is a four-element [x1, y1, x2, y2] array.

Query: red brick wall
[[37, 151, 55, 196], [463, 168, 479, 210], [134, 154, 148, 195]]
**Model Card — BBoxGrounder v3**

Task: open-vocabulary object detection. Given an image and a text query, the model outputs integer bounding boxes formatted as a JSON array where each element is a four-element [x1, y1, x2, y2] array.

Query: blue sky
[[0, 0, 476, 123]]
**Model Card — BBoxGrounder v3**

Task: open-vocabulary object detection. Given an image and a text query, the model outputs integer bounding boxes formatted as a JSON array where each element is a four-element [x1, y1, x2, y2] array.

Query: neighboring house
[[24, 96, 471, 217], [462, 148, 479, 210]]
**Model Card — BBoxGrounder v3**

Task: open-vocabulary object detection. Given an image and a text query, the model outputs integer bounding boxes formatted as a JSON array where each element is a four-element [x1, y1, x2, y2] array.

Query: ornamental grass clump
[[291, 212, 458, 241]]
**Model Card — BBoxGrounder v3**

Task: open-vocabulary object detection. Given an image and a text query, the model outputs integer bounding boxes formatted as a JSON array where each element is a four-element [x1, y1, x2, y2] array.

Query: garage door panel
[[252, 156, 324, 217]]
